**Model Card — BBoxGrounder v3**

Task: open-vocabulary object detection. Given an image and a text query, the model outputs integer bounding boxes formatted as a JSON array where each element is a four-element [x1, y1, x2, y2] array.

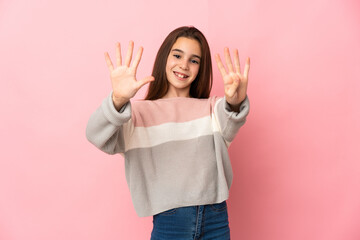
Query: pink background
[[1, 0, 359, 239]]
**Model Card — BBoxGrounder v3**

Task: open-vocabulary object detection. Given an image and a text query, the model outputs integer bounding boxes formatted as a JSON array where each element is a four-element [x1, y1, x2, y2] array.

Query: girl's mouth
[[174, 71, 189, 79]]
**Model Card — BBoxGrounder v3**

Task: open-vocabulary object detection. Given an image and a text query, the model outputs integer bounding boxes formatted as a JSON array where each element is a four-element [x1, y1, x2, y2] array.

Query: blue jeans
[[151, 201, 230, 240]]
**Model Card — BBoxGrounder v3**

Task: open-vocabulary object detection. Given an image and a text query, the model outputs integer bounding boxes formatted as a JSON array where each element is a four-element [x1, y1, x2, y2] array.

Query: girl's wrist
[[226, 96, 246, 112], [112, 94, 129, 111], [228, 102, 241, 112]]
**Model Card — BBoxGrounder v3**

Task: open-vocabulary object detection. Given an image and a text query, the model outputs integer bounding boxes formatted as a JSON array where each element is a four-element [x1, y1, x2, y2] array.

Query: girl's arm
[[213, 96, 250, 144], [86, 41, 151, 154], [212, 48, 250, 143], [86, 92, 133, 155]]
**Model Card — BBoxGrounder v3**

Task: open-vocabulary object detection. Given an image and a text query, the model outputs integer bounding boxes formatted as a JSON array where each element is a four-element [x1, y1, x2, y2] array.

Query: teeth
[[175, 72, 187, 78]]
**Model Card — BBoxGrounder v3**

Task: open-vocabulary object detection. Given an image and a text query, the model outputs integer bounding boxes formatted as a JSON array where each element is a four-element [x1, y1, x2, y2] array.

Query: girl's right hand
[[104, 41, 154, 110]]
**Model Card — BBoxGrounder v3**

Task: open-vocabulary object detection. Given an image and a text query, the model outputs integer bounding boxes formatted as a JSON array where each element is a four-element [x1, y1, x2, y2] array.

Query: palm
[[215, 48, 250, 106], [110, 65, 138, 100]]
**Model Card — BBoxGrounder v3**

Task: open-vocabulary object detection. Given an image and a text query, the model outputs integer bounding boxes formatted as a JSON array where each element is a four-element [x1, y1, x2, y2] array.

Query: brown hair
[[145, 26, 213, 100]]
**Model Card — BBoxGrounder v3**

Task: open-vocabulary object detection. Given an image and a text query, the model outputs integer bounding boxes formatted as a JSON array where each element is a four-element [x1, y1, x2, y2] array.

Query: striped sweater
[[86, 92, 250, 217]]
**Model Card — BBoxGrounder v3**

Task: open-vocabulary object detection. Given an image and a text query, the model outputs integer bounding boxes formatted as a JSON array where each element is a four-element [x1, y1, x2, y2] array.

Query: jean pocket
[[210, 201, 227, 212]]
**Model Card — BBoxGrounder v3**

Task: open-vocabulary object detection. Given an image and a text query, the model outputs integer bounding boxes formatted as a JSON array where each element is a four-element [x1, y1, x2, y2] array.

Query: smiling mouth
[[174, 71, 189, 79]]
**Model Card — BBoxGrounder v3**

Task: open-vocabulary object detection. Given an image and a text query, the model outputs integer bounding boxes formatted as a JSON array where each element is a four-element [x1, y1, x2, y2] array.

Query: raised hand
[[215, 48, 250, 110], [104, 41, 154, 110]]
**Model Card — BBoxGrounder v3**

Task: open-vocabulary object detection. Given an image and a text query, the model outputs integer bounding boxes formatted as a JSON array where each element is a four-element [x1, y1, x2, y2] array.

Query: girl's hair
[[145, 26, 213, 100]]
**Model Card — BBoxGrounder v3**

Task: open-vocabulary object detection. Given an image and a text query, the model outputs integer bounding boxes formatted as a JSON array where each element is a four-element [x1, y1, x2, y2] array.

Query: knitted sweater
[[86, 92, 250, 217]]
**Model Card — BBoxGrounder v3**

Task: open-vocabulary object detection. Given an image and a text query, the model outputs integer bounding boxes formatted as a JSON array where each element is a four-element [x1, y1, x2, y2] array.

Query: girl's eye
[[191, 59, 199, 64], [173, 54, 181, 59]]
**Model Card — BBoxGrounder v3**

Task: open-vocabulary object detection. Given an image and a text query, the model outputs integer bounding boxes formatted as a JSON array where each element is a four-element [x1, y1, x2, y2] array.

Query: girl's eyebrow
[[171, 49, 201, 59]]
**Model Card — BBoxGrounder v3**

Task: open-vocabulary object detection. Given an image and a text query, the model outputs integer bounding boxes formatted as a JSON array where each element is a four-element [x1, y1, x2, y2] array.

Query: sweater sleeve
[[85, 92, 133, 155], [213, 96, 250, 144]]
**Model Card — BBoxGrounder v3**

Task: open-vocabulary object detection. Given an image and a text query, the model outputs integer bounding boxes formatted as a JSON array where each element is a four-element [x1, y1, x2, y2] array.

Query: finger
[[234, 49, 241, 74], [104, 52, 114, 71], [135, 76, 155, 90], [227, 77, 240, 97], [116, 42, 122, 66], [124, 41, 134, 67], [131, 46, 143, 73], [243, 57, 250, 79], [224, 48, 234, 72], [215, 54, 227, 78]]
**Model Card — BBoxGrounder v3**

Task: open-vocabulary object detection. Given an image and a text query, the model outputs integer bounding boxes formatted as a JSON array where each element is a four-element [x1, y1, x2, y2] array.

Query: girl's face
[[164, 37, 201, 98]]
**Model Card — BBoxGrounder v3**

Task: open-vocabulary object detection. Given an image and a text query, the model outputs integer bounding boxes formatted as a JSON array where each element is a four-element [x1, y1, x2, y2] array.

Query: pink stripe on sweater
[[130, 96, 219, 127]]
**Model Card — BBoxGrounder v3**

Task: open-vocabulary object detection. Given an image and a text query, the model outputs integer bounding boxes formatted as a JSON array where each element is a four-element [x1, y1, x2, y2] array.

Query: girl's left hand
[[215, 48, 250, 110]]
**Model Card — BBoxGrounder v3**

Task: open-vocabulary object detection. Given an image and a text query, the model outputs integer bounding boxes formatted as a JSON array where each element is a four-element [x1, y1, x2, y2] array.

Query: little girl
[[86, 26, 250, 240]]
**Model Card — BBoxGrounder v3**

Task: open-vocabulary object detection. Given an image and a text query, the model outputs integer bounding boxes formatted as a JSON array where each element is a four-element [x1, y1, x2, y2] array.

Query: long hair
[[145, 26, 213, 100]]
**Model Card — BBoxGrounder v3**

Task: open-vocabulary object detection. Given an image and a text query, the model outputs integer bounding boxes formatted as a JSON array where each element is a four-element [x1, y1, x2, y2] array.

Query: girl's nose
[[180, 59, 189, 70]]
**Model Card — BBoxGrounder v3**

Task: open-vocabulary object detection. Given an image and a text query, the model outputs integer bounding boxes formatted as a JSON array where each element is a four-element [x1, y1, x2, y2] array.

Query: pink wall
[[1, 0, 359, 239]]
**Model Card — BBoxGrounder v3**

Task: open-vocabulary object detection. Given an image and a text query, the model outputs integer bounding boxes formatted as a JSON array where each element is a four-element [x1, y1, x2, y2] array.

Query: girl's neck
[[162, 88, 191, 99]]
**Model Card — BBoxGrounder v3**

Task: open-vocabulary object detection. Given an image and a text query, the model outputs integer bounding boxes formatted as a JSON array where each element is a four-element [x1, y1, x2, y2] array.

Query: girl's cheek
[[169, 58, 177, 64]]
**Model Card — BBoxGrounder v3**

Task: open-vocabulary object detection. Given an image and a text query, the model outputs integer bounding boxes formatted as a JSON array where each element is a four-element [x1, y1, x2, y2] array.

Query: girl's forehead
[[171, 37, 202, 56]]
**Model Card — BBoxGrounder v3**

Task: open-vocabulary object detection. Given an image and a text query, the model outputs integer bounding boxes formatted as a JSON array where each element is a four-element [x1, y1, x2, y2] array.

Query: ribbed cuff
[[101, 92, 131, 126]]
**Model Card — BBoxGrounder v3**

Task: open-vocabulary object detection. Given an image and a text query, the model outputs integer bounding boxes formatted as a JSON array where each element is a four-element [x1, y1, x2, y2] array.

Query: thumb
[[226, 77, 240, 97], [136, 76, 155, 90]]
